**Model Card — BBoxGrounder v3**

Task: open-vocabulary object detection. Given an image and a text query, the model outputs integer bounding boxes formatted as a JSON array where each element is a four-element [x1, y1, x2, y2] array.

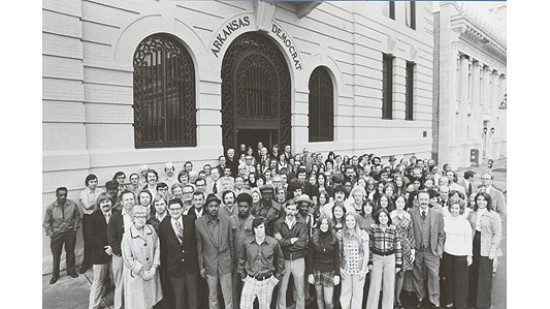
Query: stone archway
[[221, 32, 291, 151]]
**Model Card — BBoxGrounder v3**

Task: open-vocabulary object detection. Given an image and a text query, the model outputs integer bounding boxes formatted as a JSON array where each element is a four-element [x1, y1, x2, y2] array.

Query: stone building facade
[[433, 1, 506, 169], [42, 0, 434, 271]]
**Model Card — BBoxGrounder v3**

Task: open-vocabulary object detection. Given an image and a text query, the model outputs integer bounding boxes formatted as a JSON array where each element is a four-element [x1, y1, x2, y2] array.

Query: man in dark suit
[[196, 193, 234, 309], [478, 173, 506, 220], [410, 190, 445, 309], [158, 198, 199, 309], [107, 190, 135, 309], [88, 192, 114, 309]]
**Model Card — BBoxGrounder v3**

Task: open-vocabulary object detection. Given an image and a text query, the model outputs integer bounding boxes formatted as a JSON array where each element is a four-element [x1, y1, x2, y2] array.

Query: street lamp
[[490, 127, 495, 135]]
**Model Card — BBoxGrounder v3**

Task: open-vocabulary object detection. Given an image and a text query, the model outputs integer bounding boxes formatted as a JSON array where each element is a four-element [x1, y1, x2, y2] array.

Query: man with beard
[[322, 184, 351, 217], [274, 203, 308, 309], [196, 193, 234, 309], [230, 193, 256, 309], [162, 162, 178, 189], [252, 185, 283, 237], [220, 190, 238, 219], [409, 190, 445, 309]]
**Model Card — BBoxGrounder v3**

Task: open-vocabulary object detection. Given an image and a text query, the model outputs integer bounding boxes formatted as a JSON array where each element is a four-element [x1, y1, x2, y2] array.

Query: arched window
[[133, 34, 196, 148], [308, 66, 334, 142]]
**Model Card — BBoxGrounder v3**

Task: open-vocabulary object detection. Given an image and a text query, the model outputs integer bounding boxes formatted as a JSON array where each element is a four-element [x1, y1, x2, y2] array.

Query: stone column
[[471, 60, 482, 151], [459, 54, 469, 166]]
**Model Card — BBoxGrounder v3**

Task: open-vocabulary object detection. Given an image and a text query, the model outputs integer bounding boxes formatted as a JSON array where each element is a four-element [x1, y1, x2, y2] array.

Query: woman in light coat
[[121, 205, 163, 309], [467, 192, 502, 309]]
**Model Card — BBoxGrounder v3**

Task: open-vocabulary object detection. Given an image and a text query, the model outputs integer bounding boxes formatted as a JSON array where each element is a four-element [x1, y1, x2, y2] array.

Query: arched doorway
[[221, 32, 291, 152]]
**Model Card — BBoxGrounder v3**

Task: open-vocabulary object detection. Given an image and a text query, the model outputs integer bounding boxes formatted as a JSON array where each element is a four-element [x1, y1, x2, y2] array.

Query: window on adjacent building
[[133, 34, 196, 148], [382, 54, 394, 120], [308, 66, 334, 142], [405, 1, 416, 29], [405, 61, 415, 120], [389, 1, 396, 20]]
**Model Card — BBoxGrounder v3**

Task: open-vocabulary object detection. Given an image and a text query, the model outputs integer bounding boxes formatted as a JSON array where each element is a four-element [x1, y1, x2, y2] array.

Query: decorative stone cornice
[[450, 2, 506, 61]]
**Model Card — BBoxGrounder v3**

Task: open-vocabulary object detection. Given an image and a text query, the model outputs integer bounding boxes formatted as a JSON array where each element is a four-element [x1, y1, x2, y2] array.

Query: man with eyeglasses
[[158, 198, 199, 309], [195, 177, 207, 194], [478, 173, 506, 220], [181, 184, 195, 215], [157, 182, 169, 199]]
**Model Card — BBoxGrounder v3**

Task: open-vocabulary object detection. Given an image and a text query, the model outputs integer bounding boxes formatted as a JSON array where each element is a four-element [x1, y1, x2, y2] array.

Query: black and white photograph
[[32, 0, 514, 308]]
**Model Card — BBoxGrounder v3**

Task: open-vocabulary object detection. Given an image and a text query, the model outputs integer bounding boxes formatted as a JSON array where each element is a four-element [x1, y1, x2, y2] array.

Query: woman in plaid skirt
[[307, 215, 340, 309], [391, 195, 415, 309]]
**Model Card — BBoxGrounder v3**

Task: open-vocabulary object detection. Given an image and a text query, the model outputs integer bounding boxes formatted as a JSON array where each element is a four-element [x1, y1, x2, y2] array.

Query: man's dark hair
[[222, 190, 236, 201], [195, 177, 206, 185], [56, 187, 68, 194], [84, 174, 98, 187], [236, 193, 253, 205], [464, 170, 476, 180], [193, 190, 205, 198], [168, 198, 183, 208], [137, 190, 153, 204], [120, 190, 134, 201]]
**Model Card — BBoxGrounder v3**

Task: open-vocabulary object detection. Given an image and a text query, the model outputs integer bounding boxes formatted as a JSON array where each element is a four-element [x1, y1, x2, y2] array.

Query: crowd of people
[[43, 142, 505, 309]]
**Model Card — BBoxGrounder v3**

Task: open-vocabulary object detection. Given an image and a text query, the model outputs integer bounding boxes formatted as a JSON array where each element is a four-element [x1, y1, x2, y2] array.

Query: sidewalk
[[43, 269, 113, 309]]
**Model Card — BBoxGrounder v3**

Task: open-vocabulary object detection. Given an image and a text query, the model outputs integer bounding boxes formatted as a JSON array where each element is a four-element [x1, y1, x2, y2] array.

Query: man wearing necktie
[[409, 190, 445, 308], [158, 198, 199, 309]]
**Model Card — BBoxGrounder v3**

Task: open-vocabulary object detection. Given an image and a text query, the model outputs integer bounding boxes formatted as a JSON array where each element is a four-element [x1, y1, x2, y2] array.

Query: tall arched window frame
[[308, 66, 334, 142], [133, 34, 196, 148]]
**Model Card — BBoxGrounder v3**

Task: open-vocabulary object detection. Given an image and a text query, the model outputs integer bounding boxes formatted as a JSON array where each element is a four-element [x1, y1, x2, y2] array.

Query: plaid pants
[[240, 276, 278, 309]]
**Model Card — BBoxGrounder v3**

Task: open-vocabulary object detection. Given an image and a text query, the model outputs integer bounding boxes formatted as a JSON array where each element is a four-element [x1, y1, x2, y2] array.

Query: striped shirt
[[368, 224, 402, 266]]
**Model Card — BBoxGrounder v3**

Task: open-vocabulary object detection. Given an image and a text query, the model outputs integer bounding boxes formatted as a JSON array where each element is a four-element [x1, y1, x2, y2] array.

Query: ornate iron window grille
[[133, 34, 196, 148], [308, 66, 334, 142]]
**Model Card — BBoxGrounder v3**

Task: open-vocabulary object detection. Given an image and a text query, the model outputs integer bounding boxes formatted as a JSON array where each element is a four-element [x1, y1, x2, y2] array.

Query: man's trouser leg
[[424, 250, 441, 307], [412, 249, 426, 302], [291, 258, 306, 309], [64, 230, 77, 275], [89, 263, 109, 309], [81, 214, 93, 271], [276, 260, 292, 309], [111, 254, 124, 309], [50, 233, 64, 278]]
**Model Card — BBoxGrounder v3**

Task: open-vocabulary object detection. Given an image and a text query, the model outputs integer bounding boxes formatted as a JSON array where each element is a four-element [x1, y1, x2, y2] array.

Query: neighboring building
[[433, 1, 506, 169], [42, 0, 434, 271]]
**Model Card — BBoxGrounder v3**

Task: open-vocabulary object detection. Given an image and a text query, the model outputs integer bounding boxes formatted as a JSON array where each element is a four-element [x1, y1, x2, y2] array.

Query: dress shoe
[[69, 272, 79, 278], [416, 299, 423, 308], [49, 276, 59, 284]]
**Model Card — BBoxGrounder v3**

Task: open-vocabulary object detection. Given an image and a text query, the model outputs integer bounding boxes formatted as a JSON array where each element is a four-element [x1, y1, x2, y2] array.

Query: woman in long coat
[[121, 205, 163, 309]]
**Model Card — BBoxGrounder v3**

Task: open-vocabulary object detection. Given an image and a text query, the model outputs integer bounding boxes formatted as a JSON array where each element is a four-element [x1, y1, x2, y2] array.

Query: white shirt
[[156, 212, 167, 222], [444, 214, 473, 256], [122, 210, 132, 232], [285, 216, 296, 230]]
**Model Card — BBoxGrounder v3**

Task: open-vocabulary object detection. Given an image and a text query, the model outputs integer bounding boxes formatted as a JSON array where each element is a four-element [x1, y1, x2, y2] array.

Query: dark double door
[[221, 32, 291, 152]]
